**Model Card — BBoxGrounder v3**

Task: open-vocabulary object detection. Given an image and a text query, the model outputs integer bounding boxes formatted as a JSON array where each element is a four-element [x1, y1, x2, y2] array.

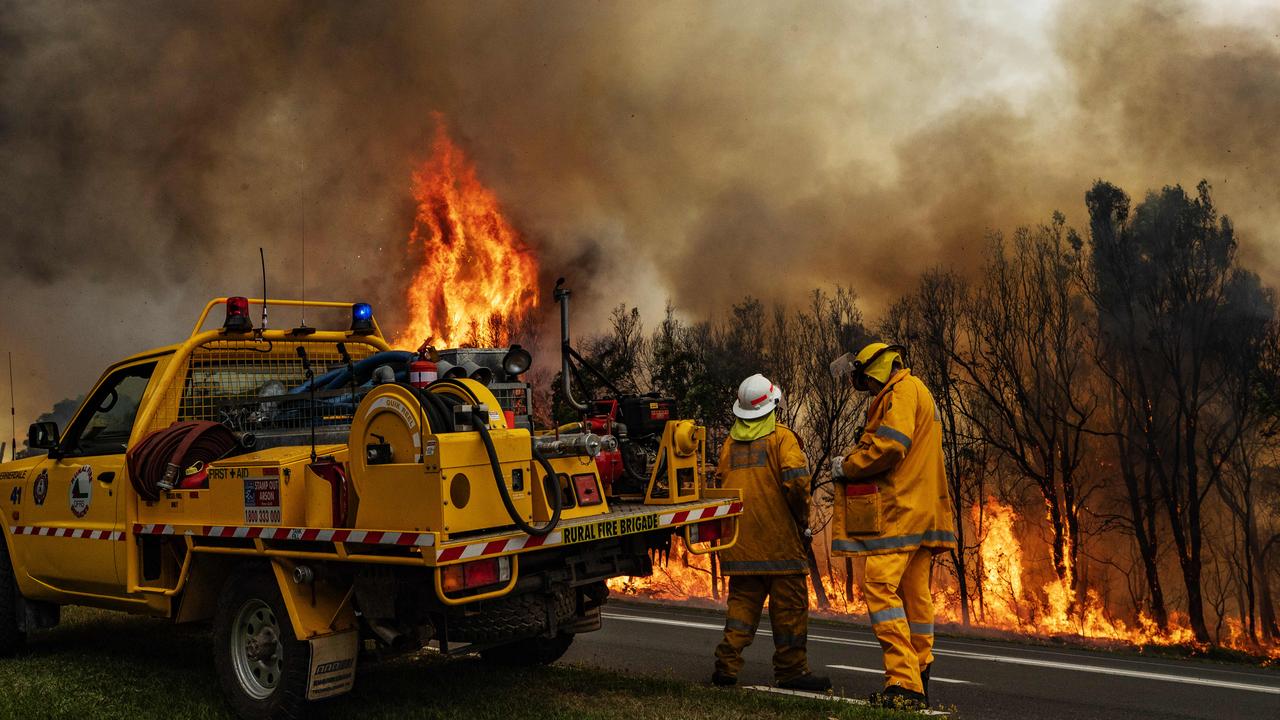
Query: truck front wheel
[[213, 567, 310, 720], [0, 539, 24, 656]]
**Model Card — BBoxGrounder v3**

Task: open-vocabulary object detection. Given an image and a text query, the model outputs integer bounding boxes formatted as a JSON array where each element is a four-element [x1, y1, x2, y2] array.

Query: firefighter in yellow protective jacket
[[711, 374, 831, 692], [829, 342, 956, 709]]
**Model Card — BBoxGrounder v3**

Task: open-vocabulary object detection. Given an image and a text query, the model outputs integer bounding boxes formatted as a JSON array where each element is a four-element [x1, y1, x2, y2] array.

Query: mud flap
[[15, 596, 59, 632], [307, 630, 359, 701]]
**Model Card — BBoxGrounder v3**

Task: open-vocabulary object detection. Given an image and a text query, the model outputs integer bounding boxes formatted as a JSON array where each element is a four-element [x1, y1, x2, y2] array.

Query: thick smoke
[[1, 0, 1277, 426]]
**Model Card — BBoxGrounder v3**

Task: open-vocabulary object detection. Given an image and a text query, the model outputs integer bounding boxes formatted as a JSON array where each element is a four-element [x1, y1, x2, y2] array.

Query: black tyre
[[445, 586, 576, 644], [213, 566, 310, 720], [479, 631, 575, 666], [0, 538, 24, 656]]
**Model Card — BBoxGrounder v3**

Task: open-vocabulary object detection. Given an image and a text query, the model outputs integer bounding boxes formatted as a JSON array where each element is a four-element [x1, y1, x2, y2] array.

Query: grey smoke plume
[[1, 0, 1277, 426]]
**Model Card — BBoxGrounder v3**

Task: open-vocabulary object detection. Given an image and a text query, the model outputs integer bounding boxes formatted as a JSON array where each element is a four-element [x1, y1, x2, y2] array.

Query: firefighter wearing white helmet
[[829, 342, 956, 709], [711, 374, 831, 692]]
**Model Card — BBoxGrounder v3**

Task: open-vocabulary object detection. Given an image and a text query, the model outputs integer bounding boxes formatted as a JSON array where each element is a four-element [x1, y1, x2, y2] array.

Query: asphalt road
[[562, 600, 1280, 720]]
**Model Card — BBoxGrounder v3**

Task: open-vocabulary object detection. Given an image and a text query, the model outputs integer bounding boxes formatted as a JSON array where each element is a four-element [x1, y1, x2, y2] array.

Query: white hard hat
[[733, 373, 782, 419]]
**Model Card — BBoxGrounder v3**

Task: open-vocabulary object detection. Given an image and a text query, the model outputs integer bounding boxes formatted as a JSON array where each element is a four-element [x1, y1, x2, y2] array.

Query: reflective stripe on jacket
[[831, 369, 957, 557], [716, 423, 810, 575]]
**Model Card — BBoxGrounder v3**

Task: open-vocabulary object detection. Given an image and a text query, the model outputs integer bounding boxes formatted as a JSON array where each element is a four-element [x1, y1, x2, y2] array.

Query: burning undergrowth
[[608, 497, 1279, 662]]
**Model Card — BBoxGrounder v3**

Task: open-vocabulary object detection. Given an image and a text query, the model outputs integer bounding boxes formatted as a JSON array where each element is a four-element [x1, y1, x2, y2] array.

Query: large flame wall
[[394, 118, 540, 350]]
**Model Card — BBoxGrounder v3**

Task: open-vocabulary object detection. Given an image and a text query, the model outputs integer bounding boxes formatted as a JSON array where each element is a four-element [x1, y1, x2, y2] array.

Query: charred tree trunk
[[1184, 421, 1211, 644], [844, 557, 855, 602], [1142, 474, 1168, 628], [1042, 484, 1069, 584], [1115, 418, 1169, 627], [1162, 483, 1209, 642], [1258, 543, 1279, 641], [943, 404, 970, 626], [1062, 463, 1082, 596], [1183, 556, 1210, 643], [1242, 508, 1259, 642]]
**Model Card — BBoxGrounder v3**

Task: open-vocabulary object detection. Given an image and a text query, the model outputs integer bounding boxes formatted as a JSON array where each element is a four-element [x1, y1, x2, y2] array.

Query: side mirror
[[28, 421, 60, 453]]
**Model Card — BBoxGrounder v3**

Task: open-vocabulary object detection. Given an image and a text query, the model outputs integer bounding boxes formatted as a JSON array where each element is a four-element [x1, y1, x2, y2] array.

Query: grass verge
[[0, 607, 909, 720]]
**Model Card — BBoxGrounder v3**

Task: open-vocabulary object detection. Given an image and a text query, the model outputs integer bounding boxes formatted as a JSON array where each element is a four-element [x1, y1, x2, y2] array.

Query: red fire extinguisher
[[411, 343, 438, 388]]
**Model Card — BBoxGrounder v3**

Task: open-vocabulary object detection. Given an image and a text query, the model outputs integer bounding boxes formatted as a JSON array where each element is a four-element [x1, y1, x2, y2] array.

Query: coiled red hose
[[126, 421, 239, 501]]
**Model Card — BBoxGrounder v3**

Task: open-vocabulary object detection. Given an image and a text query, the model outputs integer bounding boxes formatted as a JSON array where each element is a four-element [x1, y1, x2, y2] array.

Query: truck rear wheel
[[479, 631, 575, 666], [0, 539, 24, 656], [213, 567, 310, 720]]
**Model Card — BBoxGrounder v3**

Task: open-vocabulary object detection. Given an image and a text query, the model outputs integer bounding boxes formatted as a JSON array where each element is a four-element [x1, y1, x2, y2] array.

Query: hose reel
[[348, 381, 562, 536]]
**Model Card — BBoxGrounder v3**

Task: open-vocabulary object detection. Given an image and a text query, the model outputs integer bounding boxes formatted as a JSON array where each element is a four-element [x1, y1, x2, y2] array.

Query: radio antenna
[[259, 247, 268, 330], [299, 162, 307, 329], [8, 352, 15, 462]]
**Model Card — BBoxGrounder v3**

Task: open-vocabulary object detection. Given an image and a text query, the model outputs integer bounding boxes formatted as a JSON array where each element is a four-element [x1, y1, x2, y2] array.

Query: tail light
[[441, 556, 512, 593], [689, 518, 729, 544], [223, 296, 252, 333]]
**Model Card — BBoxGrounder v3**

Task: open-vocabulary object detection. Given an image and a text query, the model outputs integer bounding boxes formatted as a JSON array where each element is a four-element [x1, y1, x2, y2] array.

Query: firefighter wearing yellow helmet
[[711, 374, 831, 692], [829, 342, 956, 709]]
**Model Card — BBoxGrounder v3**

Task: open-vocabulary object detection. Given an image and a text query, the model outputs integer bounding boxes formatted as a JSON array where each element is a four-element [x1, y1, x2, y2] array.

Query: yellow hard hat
[[830, 341, 906, 391]]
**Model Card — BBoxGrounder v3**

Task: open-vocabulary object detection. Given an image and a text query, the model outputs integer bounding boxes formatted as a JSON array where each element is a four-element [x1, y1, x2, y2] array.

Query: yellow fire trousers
[[714, 574, 811, 682], [856, 547, 936, 694]]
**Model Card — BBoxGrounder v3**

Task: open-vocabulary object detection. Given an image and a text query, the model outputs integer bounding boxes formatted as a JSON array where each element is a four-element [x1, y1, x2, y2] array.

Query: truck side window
[[61, 362, 158, 457]]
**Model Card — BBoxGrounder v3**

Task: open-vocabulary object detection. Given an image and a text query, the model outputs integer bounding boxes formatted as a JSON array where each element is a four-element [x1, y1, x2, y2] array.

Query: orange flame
[[394, 118, 539, 349], [611, 498, 1279, 661]]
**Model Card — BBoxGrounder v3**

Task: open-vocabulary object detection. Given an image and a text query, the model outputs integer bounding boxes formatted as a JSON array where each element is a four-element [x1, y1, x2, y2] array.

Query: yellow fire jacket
[[715, 424, 811, 575], [831, 369, 957, 557]]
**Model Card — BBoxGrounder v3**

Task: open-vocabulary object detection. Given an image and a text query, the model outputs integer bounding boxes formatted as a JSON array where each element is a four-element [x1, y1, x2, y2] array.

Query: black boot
[[711, 670, 737, 687], [869, 685, 928, 711], [777, 673, 832, 692]]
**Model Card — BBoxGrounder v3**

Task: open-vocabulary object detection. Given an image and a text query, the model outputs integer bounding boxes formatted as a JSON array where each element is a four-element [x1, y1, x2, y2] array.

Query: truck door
[[21, 361, 156, 597]]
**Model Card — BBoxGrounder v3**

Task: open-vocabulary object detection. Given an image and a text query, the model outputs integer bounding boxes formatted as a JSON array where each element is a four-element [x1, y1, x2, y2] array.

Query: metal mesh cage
[[168, 340, 379, 443], [488, 382, 532, 428]]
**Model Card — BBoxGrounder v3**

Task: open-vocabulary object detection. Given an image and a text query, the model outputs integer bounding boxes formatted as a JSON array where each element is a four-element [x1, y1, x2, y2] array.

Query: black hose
[[472, 408, 562, 536], [416, 386, 455, 434]]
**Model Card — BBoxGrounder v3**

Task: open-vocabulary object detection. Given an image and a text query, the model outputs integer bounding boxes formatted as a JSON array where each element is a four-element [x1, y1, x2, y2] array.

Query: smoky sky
[[1, 0, 1278, 428]]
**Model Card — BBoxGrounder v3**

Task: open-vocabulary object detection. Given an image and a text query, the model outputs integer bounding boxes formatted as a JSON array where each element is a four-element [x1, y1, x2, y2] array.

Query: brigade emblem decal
[[33, 469, 49, 506], [69, 465, 93, 518]]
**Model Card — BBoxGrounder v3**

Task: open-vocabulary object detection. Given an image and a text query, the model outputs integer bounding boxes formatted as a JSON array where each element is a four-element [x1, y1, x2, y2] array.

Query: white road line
[[605, 613, 724, 632], [932, 647, 1280, 695], [828, 664, 974, 685], [602, 612, 1280, 696]]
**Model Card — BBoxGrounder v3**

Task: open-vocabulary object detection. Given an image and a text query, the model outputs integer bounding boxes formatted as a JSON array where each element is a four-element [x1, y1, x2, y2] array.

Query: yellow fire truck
[[0, 297, 740, 719]]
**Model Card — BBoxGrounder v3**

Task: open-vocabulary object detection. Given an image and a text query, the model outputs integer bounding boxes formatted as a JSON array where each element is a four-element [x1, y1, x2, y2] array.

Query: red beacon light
[[222, 296, 253, 333]]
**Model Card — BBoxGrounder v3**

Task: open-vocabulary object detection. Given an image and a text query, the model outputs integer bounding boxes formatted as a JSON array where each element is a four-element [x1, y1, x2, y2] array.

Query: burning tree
[[1085, 181, 1264, 643], [952, 215, 1098, 606]]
